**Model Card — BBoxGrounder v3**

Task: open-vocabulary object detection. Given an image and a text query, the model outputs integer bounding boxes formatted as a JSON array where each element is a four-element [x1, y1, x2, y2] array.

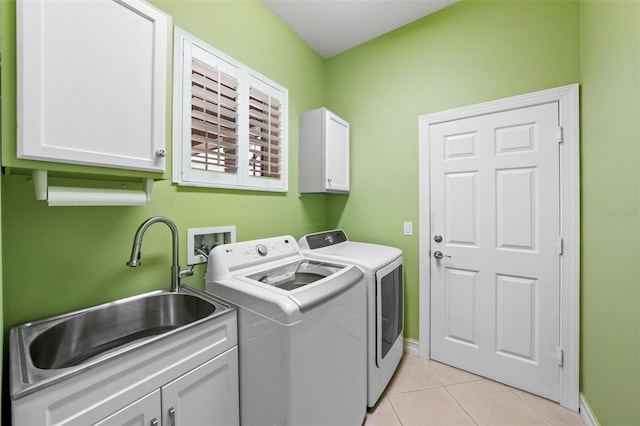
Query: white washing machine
[[205, 235, 366, 426], [299, 230, 404, 407]]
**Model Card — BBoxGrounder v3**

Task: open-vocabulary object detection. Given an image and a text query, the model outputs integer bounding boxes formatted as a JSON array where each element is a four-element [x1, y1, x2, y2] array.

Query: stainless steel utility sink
[[10, 286, 232, 398], [30, 291, 215, 369]]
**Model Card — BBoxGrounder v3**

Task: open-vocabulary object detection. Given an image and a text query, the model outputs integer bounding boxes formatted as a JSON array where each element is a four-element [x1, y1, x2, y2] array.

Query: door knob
[[433, 251, 451, 260]]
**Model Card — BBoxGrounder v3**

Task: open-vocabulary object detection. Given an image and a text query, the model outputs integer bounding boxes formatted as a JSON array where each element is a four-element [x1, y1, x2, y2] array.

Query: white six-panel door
[[429, 102, 561, 401]]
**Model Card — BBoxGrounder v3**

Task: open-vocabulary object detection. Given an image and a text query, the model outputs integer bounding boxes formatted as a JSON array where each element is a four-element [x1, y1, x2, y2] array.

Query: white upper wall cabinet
[[17, 0, 170, 173], [299, 108, 350, 193]]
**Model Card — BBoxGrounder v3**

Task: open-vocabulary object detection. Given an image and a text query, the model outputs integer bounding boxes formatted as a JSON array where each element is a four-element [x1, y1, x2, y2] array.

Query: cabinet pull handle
[[168, 407, 176, 426], [150, 418, 158, 426]]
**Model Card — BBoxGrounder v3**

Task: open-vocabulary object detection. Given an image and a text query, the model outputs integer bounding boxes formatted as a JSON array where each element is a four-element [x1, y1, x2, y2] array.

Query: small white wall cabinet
[[16, 0, 170, 172], [299, 107, 350, 193]]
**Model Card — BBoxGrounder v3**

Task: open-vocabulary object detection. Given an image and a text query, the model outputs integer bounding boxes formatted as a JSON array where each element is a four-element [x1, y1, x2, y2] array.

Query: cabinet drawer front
[[94, 389, 161, 426]]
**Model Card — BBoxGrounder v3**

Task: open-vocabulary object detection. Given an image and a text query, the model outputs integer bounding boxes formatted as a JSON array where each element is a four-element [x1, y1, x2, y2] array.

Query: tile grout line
[[422, 359, 480, 426], [386, 394, 405, 426], [384, 356, 448, 426], [505, 386, 565, 426], [442, 381, 481, 426]]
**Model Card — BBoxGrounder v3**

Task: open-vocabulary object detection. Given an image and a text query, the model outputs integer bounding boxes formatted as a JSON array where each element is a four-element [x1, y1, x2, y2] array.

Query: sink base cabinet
[[95, 347, 239, 426], [11, 309, 238, 426]]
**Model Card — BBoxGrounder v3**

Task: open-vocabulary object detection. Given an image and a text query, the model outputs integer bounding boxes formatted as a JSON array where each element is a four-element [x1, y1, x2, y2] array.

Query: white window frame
[[173, 27, 288, 192]]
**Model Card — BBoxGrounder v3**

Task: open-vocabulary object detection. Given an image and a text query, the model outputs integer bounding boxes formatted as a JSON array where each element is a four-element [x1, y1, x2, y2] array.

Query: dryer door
[[376, 257, 404, 367]]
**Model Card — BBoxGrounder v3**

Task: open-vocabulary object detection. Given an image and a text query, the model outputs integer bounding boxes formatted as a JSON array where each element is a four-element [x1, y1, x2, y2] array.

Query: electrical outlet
[[187, 226, 236, 264]]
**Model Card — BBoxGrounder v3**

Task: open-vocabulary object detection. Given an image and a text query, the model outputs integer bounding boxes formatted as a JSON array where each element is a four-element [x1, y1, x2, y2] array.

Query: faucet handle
[[179, 269, 194, 278]]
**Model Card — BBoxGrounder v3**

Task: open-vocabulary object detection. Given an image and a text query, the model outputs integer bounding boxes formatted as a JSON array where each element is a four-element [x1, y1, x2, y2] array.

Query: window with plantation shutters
[[173, 28, 288, 192]]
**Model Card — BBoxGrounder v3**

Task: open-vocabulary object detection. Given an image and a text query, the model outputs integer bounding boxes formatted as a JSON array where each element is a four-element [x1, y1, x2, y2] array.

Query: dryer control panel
[[299, 229, 348, 250], [206, 235, 300, 281]]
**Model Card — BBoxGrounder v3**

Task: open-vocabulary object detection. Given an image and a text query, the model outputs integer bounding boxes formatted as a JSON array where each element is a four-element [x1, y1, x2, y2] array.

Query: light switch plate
[[403, 221, 413, 236]]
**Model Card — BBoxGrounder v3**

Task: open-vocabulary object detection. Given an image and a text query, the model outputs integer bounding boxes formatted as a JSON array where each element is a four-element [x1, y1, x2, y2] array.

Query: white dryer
[[206, 235, 366, 426], [299, 230, 404, 407]]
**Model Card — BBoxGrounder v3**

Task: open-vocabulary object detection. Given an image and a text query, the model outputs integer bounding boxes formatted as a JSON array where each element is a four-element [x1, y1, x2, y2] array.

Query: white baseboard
[[403, 338, 420, 357], [580, 393, 599, 426]]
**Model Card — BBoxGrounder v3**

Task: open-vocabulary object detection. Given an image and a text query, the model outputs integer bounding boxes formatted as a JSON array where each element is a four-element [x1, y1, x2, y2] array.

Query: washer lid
[[246, 259, 344, 291], [208, 262, 363, 322], [242, 259, 361, 313]]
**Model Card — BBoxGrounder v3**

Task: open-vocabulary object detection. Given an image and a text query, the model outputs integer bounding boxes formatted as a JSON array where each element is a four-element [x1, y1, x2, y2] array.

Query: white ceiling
[[261, 0, 460, 59]]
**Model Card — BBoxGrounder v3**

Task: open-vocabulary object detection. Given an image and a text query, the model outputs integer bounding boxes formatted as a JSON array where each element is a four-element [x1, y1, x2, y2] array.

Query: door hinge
[[554, 347, 564, 367], [557, 237, 564, 255], [556, 126, 564, 144]]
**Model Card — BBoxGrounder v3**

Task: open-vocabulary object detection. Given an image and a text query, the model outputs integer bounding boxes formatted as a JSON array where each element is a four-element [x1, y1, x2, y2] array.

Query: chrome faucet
[[126, 216, 193, 292]]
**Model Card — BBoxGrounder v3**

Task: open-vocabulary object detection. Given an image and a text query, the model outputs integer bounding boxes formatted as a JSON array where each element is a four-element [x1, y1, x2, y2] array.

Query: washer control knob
[[256, 244, 268, 256]]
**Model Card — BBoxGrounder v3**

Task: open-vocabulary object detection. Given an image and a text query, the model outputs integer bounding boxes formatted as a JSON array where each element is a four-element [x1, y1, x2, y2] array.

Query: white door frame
[[418, 84, 580, 411]]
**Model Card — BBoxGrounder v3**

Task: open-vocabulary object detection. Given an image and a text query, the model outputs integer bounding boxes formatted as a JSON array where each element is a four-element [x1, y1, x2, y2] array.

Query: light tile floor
[[364, 354, 584, 426]]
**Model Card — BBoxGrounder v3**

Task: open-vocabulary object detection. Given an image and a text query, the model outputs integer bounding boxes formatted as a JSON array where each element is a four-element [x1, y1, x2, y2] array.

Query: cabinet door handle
[[168, 407, 176, 426], [150, 418, 159, 426]]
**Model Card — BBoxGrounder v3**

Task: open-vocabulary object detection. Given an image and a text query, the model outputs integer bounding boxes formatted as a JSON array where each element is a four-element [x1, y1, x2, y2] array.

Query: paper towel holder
[[32, 170, 154, 206]]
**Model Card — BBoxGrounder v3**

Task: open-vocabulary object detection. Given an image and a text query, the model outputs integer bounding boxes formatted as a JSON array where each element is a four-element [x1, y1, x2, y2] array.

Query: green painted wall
[[0, 0, 327, 328], [2, 0, 640, 424], [580, 1, 640, 425], [324, 0, 580, 342]]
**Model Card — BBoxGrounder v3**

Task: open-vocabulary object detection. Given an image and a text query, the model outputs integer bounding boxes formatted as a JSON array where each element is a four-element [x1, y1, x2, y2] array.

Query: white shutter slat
[[191, 86, 238, 114], [192, 74, 237, 100], [192, 61, 238, 89], [191, 108, 237, 132], [191, 118, 237, 140], [191, 133, 237, 152], [249, 117, 280, 131], [191, 96, 238, 121], [192, 147, 238, 161]]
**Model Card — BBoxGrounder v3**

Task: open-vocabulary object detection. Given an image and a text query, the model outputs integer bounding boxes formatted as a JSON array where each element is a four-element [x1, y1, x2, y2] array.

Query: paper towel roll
[[47, 186, 148, 206]]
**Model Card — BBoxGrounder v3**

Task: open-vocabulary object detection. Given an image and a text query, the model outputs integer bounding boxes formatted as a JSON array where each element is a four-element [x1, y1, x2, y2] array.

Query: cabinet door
[[17, 0, 170, 172], [94, 389, 161, 426], [324, 112, 350, 192], [161, 347, 239, 426]]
